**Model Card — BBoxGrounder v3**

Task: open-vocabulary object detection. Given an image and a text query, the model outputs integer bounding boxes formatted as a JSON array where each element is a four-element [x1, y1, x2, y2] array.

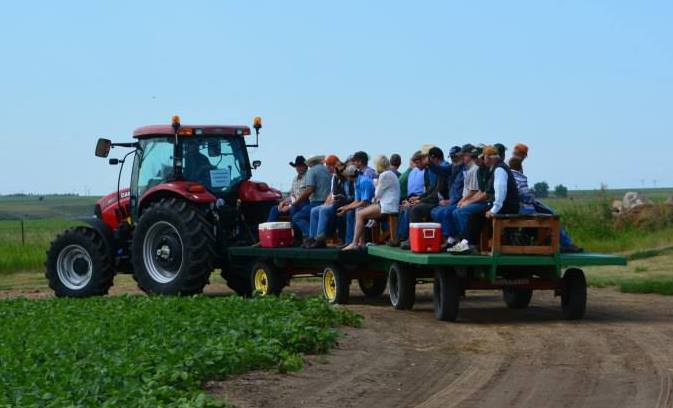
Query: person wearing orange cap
[[512, 143, 529, 160], [305, 155, 353, 248]]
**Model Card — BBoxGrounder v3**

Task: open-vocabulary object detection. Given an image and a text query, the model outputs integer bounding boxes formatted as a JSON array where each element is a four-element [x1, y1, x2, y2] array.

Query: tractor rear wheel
[[45, 227, 115, 297], [131, 198, 215, 295], [358, 276, 387, 298], [388, 262, 415, 310], [322, 264, 350, 305], [561, 268, 587, 320], [502, 288, 533, 309]]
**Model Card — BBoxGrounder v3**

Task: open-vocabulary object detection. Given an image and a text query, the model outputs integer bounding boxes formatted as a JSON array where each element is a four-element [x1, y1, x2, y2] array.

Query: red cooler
[[258, 222, 293, 248], [409, 222, 442, 253]]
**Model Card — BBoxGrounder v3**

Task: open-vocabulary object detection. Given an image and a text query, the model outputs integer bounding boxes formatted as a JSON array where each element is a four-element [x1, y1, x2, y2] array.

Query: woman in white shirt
[[343, 155, 401, 251]]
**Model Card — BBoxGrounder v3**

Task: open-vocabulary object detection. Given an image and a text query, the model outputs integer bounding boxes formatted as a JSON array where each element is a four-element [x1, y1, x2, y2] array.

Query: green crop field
[[0, 294, 361, 407]]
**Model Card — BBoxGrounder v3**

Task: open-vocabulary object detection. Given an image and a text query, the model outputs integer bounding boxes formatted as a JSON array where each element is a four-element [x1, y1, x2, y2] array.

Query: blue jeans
[[431, 204, 458, 238], [452, 202, 490, 243], [267, 200, 309, 222], [534, 200, 575, 247], [309, 204, 338, 239], [397, 207, 411, 241], [292, 201, 322, 239], [343, 210, 356, 244]]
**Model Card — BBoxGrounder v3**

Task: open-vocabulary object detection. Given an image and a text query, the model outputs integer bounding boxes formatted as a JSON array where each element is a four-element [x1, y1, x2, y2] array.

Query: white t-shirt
[[462, 161, 479, 197], [375, 170, 401, 214]]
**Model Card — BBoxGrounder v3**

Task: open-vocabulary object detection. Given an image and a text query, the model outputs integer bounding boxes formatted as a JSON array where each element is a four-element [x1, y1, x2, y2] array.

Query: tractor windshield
[[135, 136, 248, 198], [181, 137, 248, 192]]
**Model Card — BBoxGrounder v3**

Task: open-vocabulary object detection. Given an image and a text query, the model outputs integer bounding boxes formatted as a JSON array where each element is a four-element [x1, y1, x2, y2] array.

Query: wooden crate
[[480, 214, 560, 255]]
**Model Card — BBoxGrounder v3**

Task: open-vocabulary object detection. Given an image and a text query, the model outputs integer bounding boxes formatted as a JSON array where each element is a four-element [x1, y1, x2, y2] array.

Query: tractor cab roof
[[133, 125, 251, 139]]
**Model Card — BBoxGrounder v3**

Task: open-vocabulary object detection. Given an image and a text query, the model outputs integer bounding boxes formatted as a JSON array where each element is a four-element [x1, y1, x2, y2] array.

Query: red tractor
[[46, 116, 282, 297]]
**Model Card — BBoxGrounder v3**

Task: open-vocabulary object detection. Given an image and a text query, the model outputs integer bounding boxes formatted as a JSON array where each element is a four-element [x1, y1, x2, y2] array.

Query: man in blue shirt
[[351, 151, 377, 179], [336, 166, 375, 245], [430, 146, 464, 246], [291, 155, 332, 244]]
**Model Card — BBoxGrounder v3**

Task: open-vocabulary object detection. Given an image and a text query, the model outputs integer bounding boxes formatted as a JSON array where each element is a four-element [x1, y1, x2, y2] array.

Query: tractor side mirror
[[252, 160, 262, 169], [109, 158, 120, 165], [95, 138, 112, 158]]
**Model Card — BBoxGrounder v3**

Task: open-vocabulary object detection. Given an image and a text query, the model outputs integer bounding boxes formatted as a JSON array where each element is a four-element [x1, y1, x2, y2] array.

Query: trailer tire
[[561, 268, 587, 320], [358, 276, 387, 298], [322, 264, 350, 305], [223, 270, 253, 297], [502, 288, 533, 309], [388, 262, 415, 310], [45, 227, 115, 297], [250, 262, 284, 296], [433, 270, 460, 322]]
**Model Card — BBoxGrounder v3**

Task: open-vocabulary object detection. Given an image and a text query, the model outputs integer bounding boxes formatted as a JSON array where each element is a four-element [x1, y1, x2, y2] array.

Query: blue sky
[[0, 0, 671, 194]]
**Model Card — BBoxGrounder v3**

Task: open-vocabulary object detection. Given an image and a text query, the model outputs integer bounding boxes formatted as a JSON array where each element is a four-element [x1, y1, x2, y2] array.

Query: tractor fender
[[74, 216, 116, 256], [239, 180, 282, 203], [139, 182, 217, 214]]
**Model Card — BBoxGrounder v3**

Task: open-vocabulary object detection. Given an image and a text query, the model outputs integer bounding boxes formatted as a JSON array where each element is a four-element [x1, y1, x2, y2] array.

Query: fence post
[[21, 219, 25, 245]]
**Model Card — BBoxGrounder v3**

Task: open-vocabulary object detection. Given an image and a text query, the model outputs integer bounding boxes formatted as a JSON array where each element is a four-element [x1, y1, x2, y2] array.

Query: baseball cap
[[324, 154, 340, 166], [513, 143, 529, 157], [449, 146, 462, 157]]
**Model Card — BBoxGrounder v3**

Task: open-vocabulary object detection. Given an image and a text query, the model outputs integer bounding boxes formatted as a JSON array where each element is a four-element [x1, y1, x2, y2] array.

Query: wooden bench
[[480, 214, 560, 255]]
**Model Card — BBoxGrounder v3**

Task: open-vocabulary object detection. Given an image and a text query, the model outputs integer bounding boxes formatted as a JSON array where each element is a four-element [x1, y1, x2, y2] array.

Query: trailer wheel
[[561, 268, 587, 320], [388, 262, 415, 310], [250, 262, 284, 296], [358, 276, 387, 298], [502, 288, 533, 309], [322, 264, 350, 304], [433, 270, 460, 322], [223, 270, 252, 297]]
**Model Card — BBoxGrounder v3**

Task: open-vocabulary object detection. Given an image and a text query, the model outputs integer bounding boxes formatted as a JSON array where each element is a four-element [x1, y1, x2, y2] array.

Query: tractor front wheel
[[46, 227, 115, 297], [132, 198, 215, 295]]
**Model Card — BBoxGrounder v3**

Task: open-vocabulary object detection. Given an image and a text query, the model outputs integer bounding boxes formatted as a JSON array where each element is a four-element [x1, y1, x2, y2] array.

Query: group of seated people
[[268, 143, 582, 253]]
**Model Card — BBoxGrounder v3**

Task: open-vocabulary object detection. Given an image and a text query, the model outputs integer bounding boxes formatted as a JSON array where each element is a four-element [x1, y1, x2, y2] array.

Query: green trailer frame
[[225, 245, 626, 322]]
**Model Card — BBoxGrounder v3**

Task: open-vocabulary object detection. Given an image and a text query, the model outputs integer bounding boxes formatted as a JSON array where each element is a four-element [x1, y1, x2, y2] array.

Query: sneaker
[[386, 239, 400, 247], [447, 239, 471, 254], [400, 240, 411, 250], [309, 239, 327, 249]]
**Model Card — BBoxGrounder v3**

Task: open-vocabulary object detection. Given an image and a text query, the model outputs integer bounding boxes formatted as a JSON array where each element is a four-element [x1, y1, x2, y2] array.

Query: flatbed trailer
[[225, 245, 626, 322]]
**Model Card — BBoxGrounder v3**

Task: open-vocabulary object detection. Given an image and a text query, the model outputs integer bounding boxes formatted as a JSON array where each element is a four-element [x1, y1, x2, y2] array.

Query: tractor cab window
[[182, 137, 247, 192], [136, 137, 175, 198]]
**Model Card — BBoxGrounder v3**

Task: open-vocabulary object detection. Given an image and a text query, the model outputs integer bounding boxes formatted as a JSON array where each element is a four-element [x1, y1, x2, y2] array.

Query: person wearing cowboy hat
[[291, 154, 332, 245], [267, 155, 308, 222]]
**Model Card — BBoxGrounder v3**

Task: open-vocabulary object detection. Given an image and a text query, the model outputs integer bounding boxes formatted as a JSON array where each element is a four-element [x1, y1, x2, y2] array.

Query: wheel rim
[[389, 270, 399, 304], [143, 221, 184, 284], [56, 244, 93, 290], [254, 268, 269, 295], [323, 269, 337, 301]]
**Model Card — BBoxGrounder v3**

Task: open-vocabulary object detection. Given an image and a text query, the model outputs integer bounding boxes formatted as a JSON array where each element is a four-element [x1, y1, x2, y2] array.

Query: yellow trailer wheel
[[321, 264, 349, 304], [249, 262, 283, 296]]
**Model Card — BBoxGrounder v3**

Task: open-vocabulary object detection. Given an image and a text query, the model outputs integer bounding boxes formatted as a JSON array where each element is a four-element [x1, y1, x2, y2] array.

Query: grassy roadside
[[584, 250, 673, 296], [0, 295, 361, 407]]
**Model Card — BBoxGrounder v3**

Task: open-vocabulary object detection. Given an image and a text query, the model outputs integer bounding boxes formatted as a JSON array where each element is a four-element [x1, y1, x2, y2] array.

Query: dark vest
[[487, 162, 520, 214]]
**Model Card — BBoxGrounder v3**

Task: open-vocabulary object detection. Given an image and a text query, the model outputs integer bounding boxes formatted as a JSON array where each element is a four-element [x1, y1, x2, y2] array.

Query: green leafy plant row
[[0, 295, 361, 407]]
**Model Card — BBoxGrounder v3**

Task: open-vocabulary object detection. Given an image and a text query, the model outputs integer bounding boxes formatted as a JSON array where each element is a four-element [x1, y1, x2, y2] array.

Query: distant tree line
[[532, 182, 568, 198]]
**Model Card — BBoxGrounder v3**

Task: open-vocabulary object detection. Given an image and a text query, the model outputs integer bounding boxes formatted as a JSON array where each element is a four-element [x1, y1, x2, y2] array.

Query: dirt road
[[213, 283, 673, 408]]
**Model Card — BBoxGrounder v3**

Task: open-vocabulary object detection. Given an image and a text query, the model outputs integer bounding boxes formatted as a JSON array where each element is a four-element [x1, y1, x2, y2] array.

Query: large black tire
[[358, 276, 387, 298], [222, 269, 253, 297], [250, 262, 284, 296], [388, 262, 415, 310], [45, 227, 115, 297], [561, 268, 587, 320], [322, 264, 350, 305], [433, 270, 460, 322], [502, 288, 533, 309], [131, 198, 215, 295]]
